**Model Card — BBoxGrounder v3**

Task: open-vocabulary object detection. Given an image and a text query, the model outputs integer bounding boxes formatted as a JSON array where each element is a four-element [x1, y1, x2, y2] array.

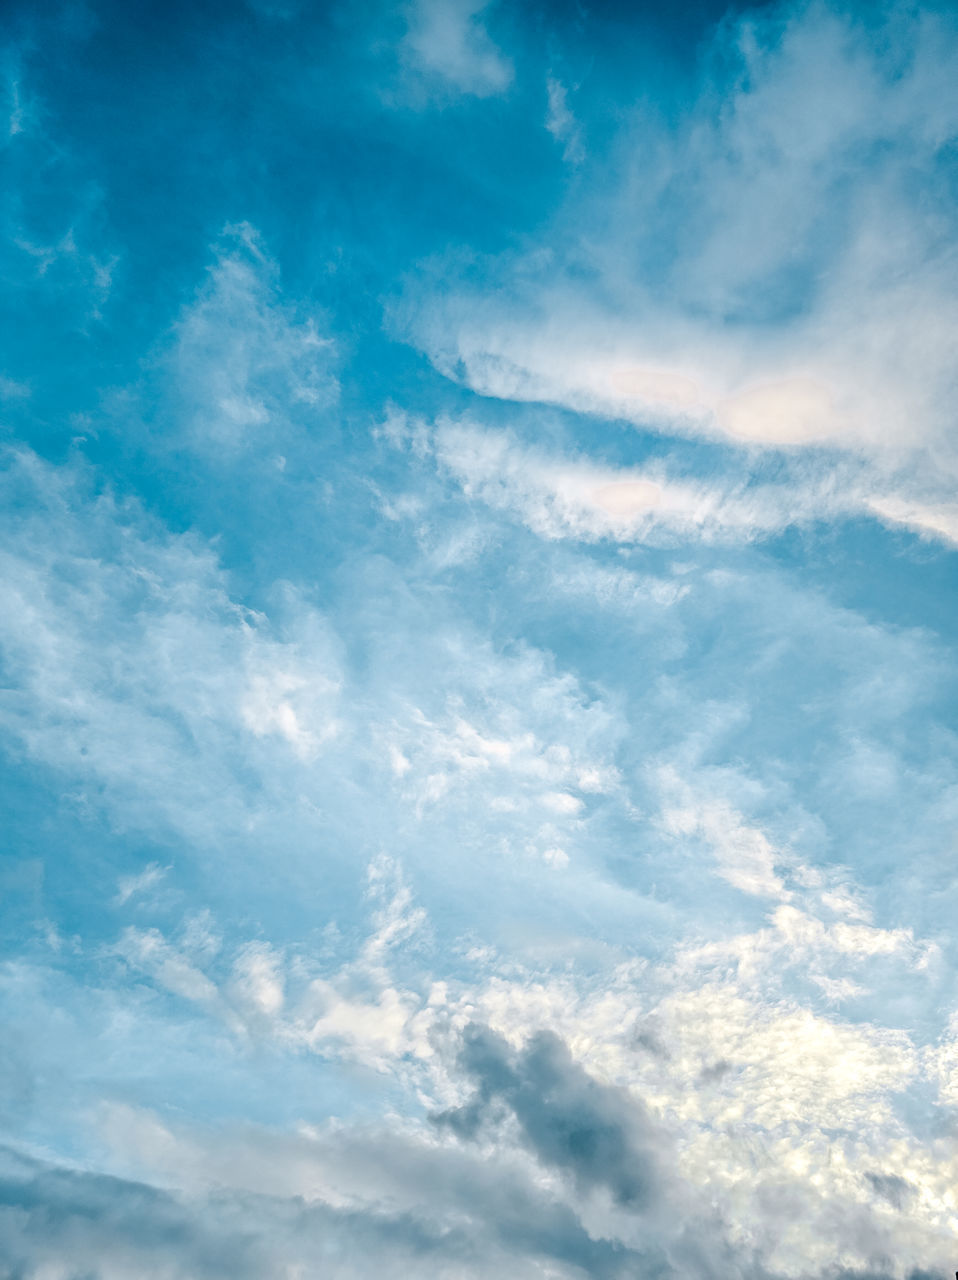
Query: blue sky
[[2, 0, 958, 1275]]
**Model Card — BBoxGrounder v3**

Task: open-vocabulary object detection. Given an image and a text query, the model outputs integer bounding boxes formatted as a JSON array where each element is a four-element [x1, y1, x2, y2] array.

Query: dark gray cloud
[[1, 1131, 949, 1280], [837, 1271, 945, 1280], [0, 1145, 263, 1279], [309, 1121, 661, 1280], [434, 1022, 660, 1209], [864, 1171, 914, 1210], [0, 1138, 652, 1280]]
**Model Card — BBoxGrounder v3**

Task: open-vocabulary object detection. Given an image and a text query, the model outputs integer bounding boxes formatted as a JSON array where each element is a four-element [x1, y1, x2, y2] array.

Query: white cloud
[[373, 643, 621, 863], [542, 846, 569, 869], [170, 223, 337, 451], [0, 374, 29, 399], [423, 415, 858, 544], [362, 854, 429, 965], [0, 449, 344, 851], [230, 942, 285, 1020], [866, 494, 958, 547], [240, 659, 340, 759], [5, 79, 24, 139], [400, 0, 512, 99], [398, 3, 958, 543], [545, 76, 583, 164], [114, 862, 169, 906], [660, 792, 789, 899], [545, 556, 688, 611], [115, 925, 229, 1019]]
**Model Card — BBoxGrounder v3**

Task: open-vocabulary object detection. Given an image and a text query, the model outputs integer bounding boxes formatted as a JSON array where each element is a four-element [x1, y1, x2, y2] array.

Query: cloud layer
[[1, 0, 957, 1277]]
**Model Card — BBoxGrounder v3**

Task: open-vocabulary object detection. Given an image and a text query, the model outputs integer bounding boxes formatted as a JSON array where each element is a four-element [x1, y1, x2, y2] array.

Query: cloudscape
[[2, 0, 958, 1276]]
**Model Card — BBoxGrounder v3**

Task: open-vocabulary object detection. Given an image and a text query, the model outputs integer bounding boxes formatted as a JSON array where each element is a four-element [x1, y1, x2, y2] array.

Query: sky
[[1, 0, 958, 1276]]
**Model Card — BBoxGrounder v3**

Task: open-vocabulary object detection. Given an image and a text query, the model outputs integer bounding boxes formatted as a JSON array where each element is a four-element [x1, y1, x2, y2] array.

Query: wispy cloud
[[399, 0, 512, 100], [167, 224, 337, 453], [398, 2, 958, 541], [545, 75, 583, 164], [386, 410, 882, 544]]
